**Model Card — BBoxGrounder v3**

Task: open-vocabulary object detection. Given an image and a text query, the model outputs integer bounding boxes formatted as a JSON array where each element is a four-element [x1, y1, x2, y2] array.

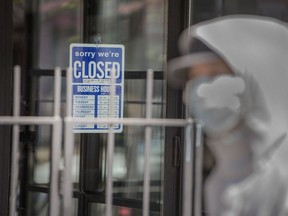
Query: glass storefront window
[[10, 0, 288, 215], [28, 0, 167, 215]]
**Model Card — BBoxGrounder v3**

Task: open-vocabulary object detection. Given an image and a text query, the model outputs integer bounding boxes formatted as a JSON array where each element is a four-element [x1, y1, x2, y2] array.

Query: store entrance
[[13, 0, 188, 215]]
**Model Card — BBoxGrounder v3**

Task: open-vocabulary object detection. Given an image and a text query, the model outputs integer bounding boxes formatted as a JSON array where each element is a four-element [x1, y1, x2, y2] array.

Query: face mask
[[184, 75, 245, 136]]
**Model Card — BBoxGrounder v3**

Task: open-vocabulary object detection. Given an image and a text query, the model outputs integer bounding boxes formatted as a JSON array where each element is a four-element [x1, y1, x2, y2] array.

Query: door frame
[[164, 0, 193, 215], [0, 0, 13, 215], [2, 0, 193, 215]]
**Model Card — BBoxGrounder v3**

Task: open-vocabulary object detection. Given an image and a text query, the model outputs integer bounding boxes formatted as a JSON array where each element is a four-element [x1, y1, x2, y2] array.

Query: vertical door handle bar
[[182, 123, 194, 216], [63, 68, 74, 216], [105, 68, 116, 216], [194, 123, 203, 216], [49, 67, 62, 216], [143, 69, 154, 216], [9, 66, 21, 216]]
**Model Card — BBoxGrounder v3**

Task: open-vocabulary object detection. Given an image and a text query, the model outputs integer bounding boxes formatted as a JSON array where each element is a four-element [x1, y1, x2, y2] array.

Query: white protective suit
[[168, 15, 288, 216]]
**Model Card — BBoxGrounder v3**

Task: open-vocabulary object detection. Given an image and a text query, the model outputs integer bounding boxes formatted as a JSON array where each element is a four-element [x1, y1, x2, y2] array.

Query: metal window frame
[[0, 0, 13, 215]]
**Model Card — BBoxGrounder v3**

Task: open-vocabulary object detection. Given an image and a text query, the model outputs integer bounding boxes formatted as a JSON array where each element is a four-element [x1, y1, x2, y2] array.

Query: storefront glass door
[[18, 0, 171, 215]]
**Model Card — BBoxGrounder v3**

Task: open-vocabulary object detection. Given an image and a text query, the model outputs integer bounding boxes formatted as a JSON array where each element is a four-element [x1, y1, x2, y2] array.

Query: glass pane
[[28, 192, 78, 216], [31, 125, 81, 185], [32, 125, 51, 184], [84, 125, 164, 203], [28, 192, 49, 216], [82, 104, 165, 208], [125, 80, 164, 103], [88, 0, 167, 71], [116, 125, 164, 182], [34, 0, 167, 71], [28, 0, 167, 214], [31, 76, 80, 184], [30, 124, 80, 184], [35, 0, 82, 69], [89, 202, 160, 216], [124, 103, 164, 118], [38, 76, 67, 101], [115, 125, 164, 203]]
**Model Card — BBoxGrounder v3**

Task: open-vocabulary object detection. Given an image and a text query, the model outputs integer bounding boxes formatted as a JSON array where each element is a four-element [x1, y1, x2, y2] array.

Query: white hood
[[169, 14, 288, 181]]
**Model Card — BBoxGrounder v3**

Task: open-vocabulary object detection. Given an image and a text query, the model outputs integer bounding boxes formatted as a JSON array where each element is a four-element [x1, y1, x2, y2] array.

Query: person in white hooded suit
[[168, 15, 288, 216]]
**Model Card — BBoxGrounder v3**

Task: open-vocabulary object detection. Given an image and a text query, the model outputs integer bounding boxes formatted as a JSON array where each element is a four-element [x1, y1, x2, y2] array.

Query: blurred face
[[188, 59, 233, 80]]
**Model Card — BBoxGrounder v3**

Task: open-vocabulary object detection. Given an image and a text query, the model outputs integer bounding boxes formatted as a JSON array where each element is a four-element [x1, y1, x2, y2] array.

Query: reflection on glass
[[31, 124, 81, 185], [32, 77, 80, 185], [125, 79, 164, 103], [36, 0, 82, 68], [89, 0, 167, 71], [28, 192, 48, 216], [89, 202, 160, 216], [35, 0, 167, 71], [28, 192, 78, 216], [31, 0, 167, 214], [118, 125, 164, 203], [38, 77, 67, 101], [33, 125, 51, 184]]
